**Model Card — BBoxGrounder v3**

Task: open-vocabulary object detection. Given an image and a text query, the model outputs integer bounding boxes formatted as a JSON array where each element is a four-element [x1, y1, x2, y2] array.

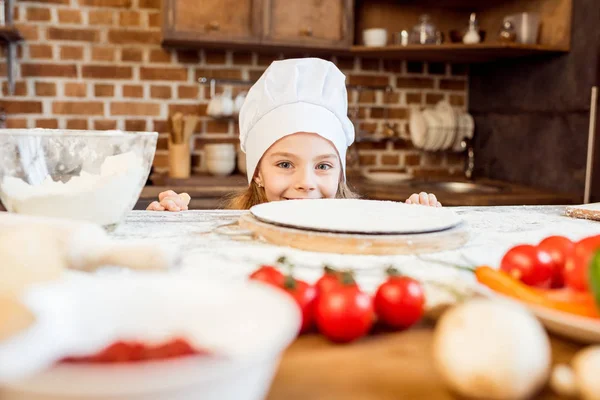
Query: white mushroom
[[433, 298, 551, 400], [551, 346, 600, 400]]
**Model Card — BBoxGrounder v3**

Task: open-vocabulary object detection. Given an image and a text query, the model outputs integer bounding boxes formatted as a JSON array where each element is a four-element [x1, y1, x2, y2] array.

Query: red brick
[[6, 118, 28, 128], [396, 78, 434, 89], [383, 60, 403, 73], [358, 90, 375, 104], [149, 49, 171, 63], [233, 51, 253, 65], [107, 29, 160, 44], [157, 136, 168, 150], [88, 10, 114, 25], [53, 101, 104, 115], [153, 120, 169, 132], [22, 63, 77, 78], [94, 83, 115, 97], [60, 45, 84, 60], [177, 50, 200, 64], [147, 12, 160, 27], [168, 104, 207, 116], [348, 74, 389, 87], [449, 94, 465, 107], [125, 119, 147, 131], [122, 85, 144, 98], [66, 119, 88, 129], [82, 65, 133, 79], [47, 27, 99, 42], [139, 0, 160, 8], [404, 154, 421, 166], [35, 82, 56, 96], [177, 85, 199, 99], [64, 82, 87, 97], [356, 141, 386, 150], [58, 9, 82, 24], [29, 44, 53, 59], [406, 93, 422, 104], [205, 120, 229, 134], [388, 108, 408, 119], [13, 23, 39, 40], [195, 68, 241, 81], [121, 48, 143, 62], [110, 102, 161, 116], [94, 120, 118, 130], [359, 58, 380, 71], [407, 62, 424, 74], [19, 0, 69, 3], [79, 0, 131, 7], [91, 46, 116, 62], [26, 7, 51, 21], [141, 67, 187, 81], [0, 100, 42, 114], [150, 85, 171, 99], [439, 79, 466, 91], [381, 154, 400, 166], [425, 93, 445, 105], [384, 92, 400, 104], [359, 122, 378, 134], [205, 50, 226, 64], [152, 153, 168, 169], [119, 11, 140, 27], [1, 81, 27, 96], [359, 154, 377, 166], [36, 119, 58, 129]]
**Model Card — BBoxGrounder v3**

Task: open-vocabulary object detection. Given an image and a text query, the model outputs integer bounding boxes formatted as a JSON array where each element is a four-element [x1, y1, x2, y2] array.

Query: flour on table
[[0, 152, 144, 227], [250, 199, 462, 234]]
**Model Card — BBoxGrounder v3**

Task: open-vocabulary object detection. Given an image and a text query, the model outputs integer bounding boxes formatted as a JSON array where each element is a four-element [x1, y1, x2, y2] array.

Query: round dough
[[250, 199, 463, 234]]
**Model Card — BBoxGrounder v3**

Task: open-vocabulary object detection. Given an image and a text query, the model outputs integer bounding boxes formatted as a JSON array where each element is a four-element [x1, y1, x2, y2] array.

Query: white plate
[[422, 109, 442, 151], [361, 171, 413, 183], [409, 109, 427, 149], [250, 199, 463, 234], [436, 101, 457, 150]]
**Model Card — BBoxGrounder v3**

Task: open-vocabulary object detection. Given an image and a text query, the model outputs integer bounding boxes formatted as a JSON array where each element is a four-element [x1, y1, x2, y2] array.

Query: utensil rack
[[0, 0, 22, 96]]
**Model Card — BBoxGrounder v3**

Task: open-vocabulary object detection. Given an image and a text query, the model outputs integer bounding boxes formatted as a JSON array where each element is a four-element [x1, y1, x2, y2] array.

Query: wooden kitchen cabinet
[[162, 0, 263, 48], [262, 0, 354, 49]]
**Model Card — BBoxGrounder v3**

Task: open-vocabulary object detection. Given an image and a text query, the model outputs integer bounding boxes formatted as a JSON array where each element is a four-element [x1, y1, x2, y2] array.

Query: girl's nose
[[294, 169, 317, 192]]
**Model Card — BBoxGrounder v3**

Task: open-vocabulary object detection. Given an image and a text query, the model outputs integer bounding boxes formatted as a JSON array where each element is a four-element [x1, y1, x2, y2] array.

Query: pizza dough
[[250, 199, 463, 234]]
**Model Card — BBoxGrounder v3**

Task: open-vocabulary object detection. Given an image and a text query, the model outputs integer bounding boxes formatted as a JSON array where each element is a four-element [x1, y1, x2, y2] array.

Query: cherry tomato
[[249, 265, 284, 287], [564, 235, 600, 292], [315, 266, 342, 295], [374, 273, 425, 330], [500, 244, 554, 287], [282, 276, 317, 334], [315, 285, 374, 343], [538, 236, 574, 288]]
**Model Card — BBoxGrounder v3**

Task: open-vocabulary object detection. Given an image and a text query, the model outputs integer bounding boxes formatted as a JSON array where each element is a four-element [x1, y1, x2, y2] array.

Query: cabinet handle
[[206, 21, 220, 31], [299, 27, 313, 37]]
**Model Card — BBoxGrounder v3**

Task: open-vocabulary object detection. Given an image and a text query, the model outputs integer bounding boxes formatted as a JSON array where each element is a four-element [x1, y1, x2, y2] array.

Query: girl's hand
[[146, 190, 191, 212], [405, 192, 442, 207]]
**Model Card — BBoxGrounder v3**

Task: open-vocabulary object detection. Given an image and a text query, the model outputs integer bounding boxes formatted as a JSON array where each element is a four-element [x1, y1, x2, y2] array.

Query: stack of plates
[[409, 101, 474, 152]]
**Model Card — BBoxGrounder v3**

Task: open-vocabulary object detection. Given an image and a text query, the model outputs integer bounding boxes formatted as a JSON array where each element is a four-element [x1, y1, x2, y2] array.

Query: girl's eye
[[316, 163, 332, 171], [277, 161, 292, 169]]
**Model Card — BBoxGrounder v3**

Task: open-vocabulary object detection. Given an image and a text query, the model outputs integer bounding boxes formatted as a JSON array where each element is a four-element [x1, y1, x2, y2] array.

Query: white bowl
[[362, 28, 388, 47], [0, 274, 301, 400], [0, 129, 157, 229], [206, 158, 236, 177]]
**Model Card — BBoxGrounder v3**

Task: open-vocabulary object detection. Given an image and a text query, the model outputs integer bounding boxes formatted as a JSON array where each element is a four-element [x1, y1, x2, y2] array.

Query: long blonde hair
[[223, 180, 359, 210]]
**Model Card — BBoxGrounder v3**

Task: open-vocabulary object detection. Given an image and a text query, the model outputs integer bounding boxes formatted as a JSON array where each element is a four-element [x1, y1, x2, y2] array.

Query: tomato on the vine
[[282, 276, 317, 334], [374, 269, 425, 330], [500, 244, 554, 288], [538, 235, 574, 288], [564, 235, 600, 292]]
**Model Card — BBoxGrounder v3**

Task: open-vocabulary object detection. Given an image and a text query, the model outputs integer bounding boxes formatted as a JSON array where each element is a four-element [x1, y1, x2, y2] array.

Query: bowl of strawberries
[[0, 272, 301, 400]]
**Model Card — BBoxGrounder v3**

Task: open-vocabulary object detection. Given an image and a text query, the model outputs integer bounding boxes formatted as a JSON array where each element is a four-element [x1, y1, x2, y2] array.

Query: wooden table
[[109, 207, 598, 399], [268, 326, 581, 400]]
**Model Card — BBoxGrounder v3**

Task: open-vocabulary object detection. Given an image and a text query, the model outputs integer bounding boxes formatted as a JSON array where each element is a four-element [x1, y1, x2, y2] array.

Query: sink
[[409, 181, 505, 194]]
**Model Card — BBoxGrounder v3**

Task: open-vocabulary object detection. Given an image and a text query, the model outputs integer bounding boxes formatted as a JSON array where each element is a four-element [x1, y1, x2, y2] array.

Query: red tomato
[[374, 275, 425, 330], [500, 244, 554, 287], [283, 277, 317, 334], [315, 267, 341, 296], [63, 339, 200, 363], [249, 265, 285, 287], [564, 235, 600, 292], [315, 285, 374, 343], [538, 236, 574, 288]]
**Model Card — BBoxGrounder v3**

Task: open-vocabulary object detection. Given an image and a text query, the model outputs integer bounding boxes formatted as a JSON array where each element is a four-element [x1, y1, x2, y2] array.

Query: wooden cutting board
[[565, 203, 600, 221], [238, 213, 469, 255]]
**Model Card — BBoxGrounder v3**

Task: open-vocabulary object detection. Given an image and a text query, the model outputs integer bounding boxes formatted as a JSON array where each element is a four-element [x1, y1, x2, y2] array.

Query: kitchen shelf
[[0, 26, 22, 43], [351, 43, 568, 63]]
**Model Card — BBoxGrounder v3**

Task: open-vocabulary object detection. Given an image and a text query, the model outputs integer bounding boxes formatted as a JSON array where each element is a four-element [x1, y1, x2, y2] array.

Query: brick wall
[[0, 0, 469, 178]]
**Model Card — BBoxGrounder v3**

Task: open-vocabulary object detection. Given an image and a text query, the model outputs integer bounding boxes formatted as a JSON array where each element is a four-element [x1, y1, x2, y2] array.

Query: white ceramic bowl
[[0, 275, 301, 400], [206, 158, 236, 177], [0, 129, 157, 229], [362, 28, 388, 47]]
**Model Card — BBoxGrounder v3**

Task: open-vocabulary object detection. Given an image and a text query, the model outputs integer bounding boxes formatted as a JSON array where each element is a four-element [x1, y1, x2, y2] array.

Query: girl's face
[[255, 132, 341, 202]]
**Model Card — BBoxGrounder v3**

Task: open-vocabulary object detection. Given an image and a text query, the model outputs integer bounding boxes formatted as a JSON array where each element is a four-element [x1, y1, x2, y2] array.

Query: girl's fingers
[[146, 201, 165, 211], [158, 190, 178, 202]]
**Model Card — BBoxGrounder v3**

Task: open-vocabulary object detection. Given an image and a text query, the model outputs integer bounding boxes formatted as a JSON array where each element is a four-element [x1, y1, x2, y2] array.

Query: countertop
[[109, 206, 599, 399], [138, 173, 581, 209]]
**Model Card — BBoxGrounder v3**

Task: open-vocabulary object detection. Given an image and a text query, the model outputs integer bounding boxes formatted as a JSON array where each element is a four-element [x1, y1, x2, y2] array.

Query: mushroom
[[433, 298, 551, 400], [551, 346, 600, 400]]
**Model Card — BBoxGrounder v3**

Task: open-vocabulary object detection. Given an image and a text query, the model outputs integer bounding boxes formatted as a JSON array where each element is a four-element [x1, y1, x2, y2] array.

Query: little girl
[[147, 58, 440, 212]]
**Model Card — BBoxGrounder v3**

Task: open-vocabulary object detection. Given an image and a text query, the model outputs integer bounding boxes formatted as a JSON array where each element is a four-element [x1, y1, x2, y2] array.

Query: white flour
[[1, 152, 144, 227]]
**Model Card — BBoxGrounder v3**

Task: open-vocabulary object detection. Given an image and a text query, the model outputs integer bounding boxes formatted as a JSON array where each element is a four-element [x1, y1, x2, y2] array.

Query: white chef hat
[[239, 58, 355, 184]]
